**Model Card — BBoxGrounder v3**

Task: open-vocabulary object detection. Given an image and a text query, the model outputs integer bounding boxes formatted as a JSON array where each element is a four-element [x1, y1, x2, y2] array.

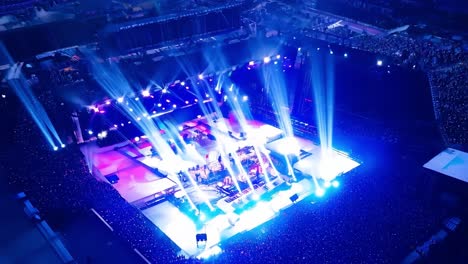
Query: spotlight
[[315, 188, 325, 197], [88, 130, 93, 135], [274, 61, 278, 65], [113, 124, 118, 128], [180, 81, 185, 86], [185, 100, 189, 104], [324, 181, 331, 188], [1, 94, 5, 98], [173, 104, 177, 108], [142, 90, 150, 97], [317, 47, 320, 51], [135, 97, 139, 101], [276, 54, 281, 59], [205, 94, 210, 98], [157, 103, 162, 107], [332, 180, 340, 188], [194, 99, 198, 102], [297, 47, 301, 51], [377, 60, 383, 66], [105, 100, 111, 105], [223, 95, 228, 101], [242, 95, 248, 102], [129, 108, 133, 112], [97, 131, 108, 139], [166, 99, 171, 103], [252, 193, 259, 201], [61, 144, 66, 148], [263, 56, 271, 63], [162, 88, 167, 93], [134, 136, 140, 142], [198, 74, 204, 80], [199, 212, 206, 222], [248, 61, 255, 66], [329, 50, 334, 55], [344, 53, 348, 58], [117, 97, 124, 103], [53, 146, 58, 151]]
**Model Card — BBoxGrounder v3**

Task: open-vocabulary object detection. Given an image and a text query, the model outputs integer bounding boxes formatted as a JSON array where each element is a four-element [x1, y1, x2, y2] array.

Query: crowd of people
[[428, 64, 468, 147]]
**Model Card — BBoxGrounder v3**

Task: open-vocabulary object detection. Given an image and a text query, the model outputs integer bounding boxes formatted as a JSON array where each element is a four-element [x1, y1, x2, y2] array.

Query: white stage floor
[[142, 178, 315, 258]]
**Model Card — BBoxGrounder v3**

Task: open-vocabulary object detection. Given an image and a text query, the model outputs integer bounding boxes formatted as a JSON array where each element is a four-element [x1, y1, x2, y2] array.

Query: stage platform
[[81, 116, 360, 259]]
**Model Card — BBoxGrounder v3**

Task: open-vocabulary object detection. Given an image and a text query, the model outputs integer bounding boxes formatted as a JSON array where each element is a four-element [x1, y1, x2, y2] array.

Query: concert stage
[[81, 116, 360, 258]]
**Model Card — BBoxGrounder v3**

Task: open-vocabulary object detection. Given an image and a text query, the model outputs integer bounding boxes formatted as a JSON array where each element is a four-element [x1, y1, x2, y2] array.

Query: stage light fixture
[[134, 136, 140, 142], [248, 61, 255, 66], [198, 74, 204, 80], [142, 89, 151, 97], [377, 60, 383, 66], [135, 97, 139, 101], [242, 95, 248, 102], [324, 181, 331, 188], [180, 81, 185, 86], [315, 188, 325, 197], [332, 180, 340, 188], [173, 104, 177, 108], [276, 54, 281, 59], [329, 50, 334, 55], [162, 88, 167, 93], [105, 100, 111, 105], [53, 146, 58, 151], [1, 94, 5, 98], [252, 193, 259, 200], [223, 95, 228, 101], [199, 212, 206, 222], [157, 103, 162, 107], [185, 100, 189, 104], [61, 144, 66, 148], [344, 53, 348, 58], [117, 97, 124, 103], [298, 47, 301, 51], [88, 130, 93, 135], [263, 56, 271, 63]]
